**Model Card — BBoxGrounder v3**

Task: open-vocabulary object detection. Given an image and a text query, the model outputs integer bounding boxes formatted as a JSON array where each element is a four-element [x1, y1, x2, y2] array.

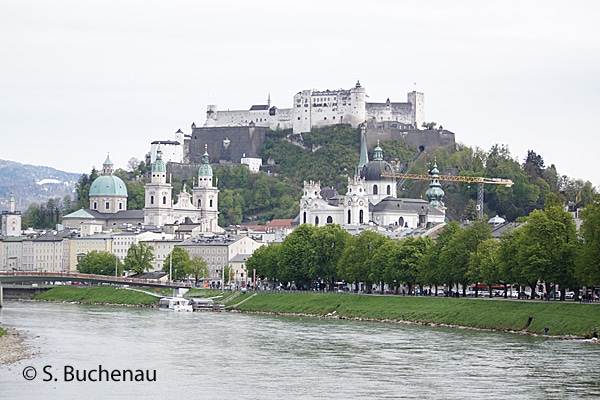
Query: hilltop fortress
[[156, 81, 454, 179], [204, 80, 425, 134]]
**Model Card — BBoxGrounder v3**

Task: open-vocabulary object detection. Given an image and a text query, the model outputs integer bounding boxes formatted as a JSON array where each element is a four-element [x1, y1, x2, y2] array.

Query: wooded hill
[[22, 124, 596, 228]]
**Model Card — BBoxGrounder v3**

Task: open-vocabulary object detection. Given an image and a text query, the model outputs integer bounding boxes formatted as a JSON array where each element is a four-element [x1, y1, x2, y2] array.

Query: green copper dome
[[89, 156, 128, 197], [198, 145, 213, 176], [89, 175, 128, 197]]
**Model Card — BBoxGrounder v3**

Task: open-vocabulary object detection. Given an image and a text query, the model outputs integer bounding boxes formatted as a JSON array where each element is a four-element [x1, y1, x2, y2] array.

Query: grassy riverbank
[[228, 292, 600, 337], [33, 286, 159, 305]]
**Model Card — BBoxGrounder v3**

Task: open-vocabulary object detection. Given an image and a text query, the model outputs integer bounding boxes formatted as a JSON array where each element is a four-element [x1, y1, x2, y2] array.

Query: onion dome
[[198, 144, 213, 176], [152, 147, 166, 173], [426, 163, 444, 207]]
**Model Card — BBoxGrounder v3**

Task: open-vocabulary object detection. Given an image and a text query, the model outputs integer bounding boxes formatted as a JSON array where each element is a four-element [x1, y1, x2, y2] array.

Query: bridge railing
[[0, 271, 193, 288]]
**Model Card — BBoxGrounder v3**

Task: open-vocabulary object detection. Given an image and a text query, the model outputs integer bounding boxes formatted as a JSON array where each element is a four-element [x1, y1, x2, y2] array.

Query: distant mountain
[[0, 159, 82, 212]]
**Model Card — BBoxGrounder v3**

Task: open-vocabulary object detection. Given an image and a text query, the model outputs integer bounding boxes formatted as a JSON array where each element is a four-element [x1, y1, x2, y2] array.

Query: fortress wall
[[188, 126, 268, 165], [366, 102, 413, 125], [367, 128, 455, 154]]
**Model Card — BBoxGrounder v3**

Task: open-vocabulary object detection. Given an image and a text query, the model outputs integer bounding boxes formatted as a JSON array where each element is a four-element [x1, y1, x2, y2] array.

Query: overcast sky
[[1, 0, 598, 188]]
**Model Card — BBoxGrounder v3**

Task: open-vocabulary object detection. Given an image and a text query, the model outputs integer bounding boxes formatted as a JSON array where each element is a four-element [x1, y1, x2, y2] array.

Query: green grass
[[231, 293, 600, 337], [34, 286, 159, 306], [0, 326, 6, 338], [184, 289, 224, 298]]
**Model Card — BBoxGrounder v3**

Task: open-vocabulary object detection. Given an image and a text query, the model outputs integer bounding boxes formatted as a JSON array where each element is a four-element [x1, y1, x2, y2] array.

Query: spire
[[268, 92, 271, 108], [358, 123, 369, 169], [8, 191, 15, 213], [102, 154, 114, 176], [426, 161, 445, 207]]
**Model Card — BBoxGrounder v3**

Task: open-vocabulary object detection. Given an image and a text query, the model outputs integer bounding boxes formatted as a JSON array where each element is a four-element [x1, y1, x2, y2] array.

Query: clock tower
[[2, 192, 22, 236]]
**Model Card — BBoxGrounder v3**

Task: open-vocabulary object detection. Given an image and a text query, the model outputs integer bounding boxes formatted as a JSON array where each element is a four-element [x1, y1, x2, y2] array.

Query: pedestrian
[[544, 326, 549, 336]]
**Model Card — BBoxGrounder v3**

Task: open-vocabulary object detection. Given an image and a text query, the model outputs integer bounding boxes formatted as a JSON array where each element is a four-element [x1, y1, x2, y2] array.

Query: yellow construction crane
[[381, 172, 513, 220]]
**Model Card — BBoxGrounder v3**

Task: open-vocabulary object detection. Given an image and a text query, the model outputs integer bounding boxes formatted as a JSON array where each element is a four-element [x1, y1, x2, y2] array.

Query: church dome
[[89, 155, 128, 197], [360, 145, 394, 182], [198, 145, 213, 176], [89, 175, 128, 197]]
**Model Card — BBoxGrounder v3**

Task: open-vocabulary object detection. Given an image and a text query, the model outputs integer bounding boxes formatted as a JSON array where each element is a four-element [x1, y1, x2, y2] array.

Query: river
[[1, 301, 599, 399]]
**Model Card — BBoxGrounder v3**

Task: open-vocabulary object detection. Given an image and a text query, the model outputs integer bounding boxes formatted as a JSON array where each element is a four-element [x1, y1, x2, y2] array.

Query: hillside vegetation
[[19, 124, 596, 226]]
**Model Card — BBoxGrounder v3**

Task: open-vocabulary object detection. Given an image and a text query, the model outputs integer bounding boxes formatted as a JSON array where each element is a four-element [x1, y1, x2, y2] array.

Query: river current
[[1, 301, 599, 399]]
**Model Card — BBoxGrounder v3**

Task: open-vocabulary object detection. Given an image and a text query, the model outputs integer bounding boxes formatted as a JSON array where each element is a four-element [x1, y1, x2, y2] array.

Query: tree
[[338, 230, 387, 293], [77, 251, 123, 276], [127, 157, 140, 171], [124, 242, 155, 274], [515, 194, 577, 300], [421, 121, 437, 130], [162, 247, 191, 281], [185, 256, 209, 286], [278, 224, 318, 289], [576, 196, 600, 287], [310, 224, 350, 290], [247, 243, 281, 283], [468, 238, 500, 294]]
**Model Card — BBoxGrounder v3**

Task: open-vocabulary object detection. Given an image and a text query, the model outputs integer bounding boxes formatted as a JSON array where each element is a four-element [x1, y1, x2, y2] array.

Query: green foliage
[[74, 168, 98, 210], [22, 197, 68, 229], [124, 242, 155, 274], [577, 196, 600, 285], [185, 256, 209, 286], [77, 251, 123, 276], [162, 247, 190, 281]]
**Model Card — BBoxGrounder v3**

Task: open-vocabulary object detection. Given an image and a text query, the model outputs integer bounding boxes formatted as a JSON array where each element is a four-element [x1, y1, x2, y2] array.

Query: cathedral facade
[[297, 128, 445, 233]]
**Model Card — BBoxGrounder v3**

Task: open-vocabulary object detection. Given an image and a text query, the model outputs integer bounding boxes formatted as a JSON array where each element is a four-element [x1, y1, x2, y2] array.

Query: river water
[[1, 300, 599, 399]]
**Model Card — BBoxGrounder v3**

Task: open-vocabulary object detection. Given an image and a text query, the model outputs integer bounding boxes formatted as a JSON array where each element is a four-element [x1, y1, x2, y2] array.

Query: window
[[150, 196, 154, 205], [93, 202, 97, 210], [303, 212, 306, 224], [315, 216, 319, 225], [347, 210, 351, 224], [327, 216, 333, 224], [373, 185, 378, 195], [105, 202, 110, 210], [163, 196, 167, 205], [387, 185, 391, 195], [359, 210, 364, 224], [119, 203, 123, 210], [210, 200, 213, 207]]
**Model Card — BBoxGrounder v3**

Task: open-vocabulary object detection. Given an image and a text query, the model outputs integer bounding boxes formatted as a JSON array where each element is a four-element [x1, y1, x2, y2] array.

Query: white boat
[[158, 297, 193, 312]]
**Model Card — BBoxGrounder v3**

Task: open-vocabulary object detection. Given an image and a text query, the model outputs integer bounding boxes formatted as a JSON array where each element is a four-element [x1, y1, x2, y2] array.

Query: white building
[[297, 129, 445, 233], [204, 81, 424, 134], [149, 129, 185, 164]]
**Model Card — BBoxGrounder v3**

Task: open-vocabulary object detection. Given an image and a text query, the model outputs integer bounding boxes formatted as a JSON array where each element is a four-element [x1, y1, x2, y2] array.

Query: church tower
[[192, 145, 219, 232], [344, 176, 369, 226], [144, 147, 173, 227], [2, 192, 22, 236]]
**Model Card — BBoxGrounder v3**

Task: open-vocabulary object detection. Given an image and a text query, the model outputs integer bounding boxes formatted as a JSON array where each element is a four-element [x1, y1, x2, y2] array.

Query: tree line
[[247, 193, 600, 299]]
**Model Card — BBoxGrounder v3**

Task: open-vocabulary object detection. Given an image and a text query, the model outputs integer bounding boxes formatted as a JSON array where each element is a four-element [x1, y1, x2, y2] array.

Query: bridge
[[0, 271, 192, 308]]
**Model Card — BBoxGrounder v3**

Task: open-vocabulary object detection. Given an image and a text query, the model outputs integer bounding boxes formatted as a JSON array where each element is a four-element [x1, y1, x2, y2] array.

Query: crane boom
[[381, 172, 513, 220]]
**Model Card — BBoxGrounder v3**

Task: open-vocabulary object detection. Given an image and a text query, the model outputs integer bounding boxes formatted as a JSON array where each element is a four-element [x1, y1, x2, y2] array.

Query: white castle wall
[[205, 84, 423, 134]]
